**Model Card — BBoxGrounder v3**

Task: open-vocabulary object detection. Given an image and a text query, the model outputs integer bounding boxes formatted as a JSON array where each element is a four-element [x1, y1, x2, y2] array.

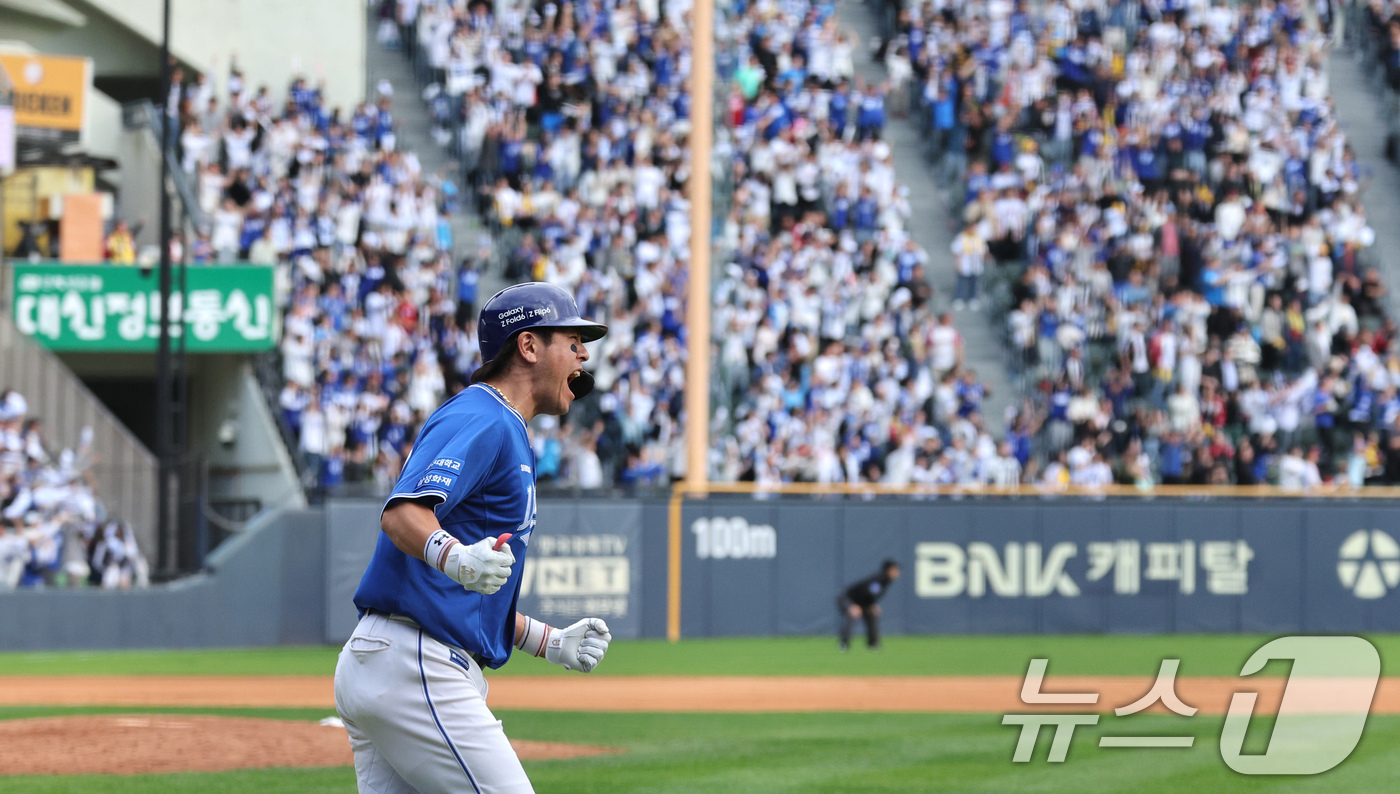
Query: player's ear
[[517, 331, 542, 364]]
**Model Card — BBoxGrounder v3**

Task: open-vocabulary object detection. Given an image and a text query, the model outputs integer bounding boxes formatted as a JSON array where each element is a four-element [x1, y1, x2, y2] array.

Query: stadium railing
[[120, 100, 211, 239]]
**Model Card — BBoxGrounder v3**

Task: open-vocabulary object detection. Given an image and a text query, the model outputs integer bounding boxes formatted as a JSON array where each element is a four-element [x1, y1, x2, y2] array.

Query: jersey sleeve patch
[[407, 457, 465, 494], [381, 460, 459, 511], [414, 471, 457, 492], [381, 486, 449, 517]]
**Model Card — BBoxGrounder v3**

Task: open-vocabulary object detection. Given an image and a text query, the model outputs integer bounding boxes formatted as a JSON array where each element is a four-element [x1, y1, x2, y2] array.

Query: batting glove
[[543, 618, 612, 672], [425, 531, 515, 594]]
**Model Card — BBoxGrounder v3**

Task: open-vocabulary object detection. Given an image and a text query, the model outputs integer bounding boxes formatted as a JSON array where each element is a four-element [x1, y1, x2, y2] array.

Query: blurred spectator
[[105, 221, 136, 265], [87, 521, 150, 590], [0, 390, 132, 589]]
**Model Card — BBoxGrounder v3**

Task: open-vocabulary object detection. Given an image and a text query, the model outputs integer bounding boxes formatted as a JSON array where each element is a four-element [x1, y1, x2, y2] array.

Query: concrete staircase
[[362, 11, 506, 300], [1331, 51, 1400, 320], [833, 1, 1015, 433]]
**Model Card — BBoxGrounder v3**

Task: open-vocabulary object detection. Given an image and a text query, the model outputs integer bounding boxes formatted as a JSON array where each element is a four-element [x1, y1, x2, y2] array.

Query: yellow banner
[[0, 52, 89, 134]]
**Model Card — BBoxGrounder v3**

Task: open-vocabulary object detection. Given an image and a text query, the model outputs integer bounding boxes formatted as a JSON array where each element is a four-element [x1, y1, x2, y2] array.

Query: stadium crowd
[[0, 390, 146, 590], [149, 4, 705, 493], [894, 0, 1400, 488], [390, 0, 704, 488], [386, 0, 1018, 488], [150, 0, 1400, 492], [158, 57, 473, 492], [163, 0, 974, 492]]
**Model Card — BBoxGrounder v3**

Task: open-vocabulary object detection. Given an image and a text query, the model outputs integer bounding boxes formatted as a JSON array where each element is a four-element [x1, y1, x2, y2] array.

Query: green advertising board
[[11, 263, 278, 352]]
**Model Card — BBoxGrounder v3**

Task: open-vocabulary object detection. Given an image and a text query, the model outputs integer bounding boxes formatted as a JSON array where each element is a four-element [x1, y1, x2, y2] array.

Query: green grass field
[[5, 633, 1399, 677], [1, 636, 1396, 793]]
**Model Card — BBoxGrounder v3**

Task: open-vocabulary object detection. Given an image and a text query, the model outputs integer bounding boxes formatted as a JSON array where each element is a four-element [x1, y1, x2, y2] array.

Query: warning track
[[1, 675, 1397, 715]]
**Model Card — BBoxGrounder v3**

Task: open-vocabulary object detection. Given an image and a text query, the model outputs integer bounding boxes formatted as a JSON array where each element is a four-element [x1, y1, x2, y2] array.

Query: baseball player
[[335, 282, 612, 794], [837, 559, 900, 651]]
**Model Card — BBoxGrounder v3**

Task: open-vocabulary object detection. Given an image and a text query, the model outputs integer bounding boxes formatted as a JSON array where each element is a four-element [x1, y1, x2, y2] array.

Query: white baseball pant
[[334, 612, 534, 793]]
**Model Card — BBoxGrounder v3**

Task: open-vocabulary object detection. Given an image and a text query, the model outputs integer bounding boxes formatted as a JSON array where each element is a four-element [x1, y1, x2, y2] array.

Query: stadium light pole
[[684, 0, 713, 492], [155, 0, 174, 576]]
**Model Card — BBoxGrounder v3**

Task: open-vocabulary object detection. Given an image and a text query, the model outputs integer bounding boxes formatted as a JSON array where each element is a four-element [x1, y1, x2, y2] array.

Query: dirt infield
[[2, 675, 1397, 715], [0, 715, 621, 775]]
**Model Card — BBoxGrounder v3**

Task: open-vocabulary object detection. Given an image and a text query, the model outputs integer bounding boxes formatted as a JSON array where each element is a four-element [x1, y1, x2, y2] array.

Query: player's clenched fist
[[516, 616, 612, 672], [425, 530, 515, 594], [545, 618, 611, 672]]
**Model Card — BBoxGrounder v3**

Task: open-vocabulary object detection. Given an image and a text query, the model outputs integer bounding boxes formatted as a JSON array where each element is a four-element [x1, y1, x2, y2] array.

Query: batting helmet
[[475, 282, 608, 397]]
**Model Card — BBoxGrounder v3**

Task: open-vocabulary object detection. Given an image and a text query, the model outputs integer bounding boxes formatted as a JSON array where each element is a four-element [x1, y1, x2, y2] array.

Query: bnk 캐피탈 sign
[[11, 263, 278, 352]]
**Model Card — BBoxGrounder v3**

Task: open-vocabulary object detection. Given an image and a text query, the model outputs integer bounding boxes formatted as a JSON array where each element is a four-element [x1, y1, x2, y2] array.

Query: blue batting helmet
[[475, 282, 608, 397]]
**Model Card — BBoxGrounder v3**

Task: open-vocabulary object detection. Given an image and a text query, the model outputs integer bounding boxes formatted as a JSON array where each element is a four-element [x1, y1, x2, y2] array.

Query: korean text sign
[[677, 500, 1400, 638], [11, 263, 278, 352]]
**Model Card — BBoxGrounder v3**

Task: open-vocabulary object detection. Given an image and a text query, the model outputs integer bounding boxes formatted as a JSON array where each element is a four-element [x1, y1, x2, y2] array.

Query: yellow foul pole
[[685, 0, 713, 491], [675, 0, 714, 642]]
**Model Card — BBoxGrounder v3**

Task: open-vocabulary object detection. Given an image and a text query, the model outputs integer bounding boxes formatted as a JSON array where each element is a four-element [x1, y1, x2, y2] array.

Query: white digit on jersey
[[516, 483, 536, 534]]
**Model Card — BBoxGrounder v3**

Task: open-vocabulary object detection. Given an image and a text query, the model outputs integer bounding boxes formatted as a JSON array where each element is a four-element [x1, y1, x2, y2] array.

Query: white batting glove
[[544, 618, 612, 672], [425, 531, 515, 594]]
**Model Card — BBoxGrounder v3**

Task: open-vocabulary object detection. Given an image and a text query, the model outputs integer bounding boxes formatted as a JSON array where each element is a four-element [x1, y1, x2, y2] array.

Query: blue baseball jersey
[[353, 384, 536, 668]]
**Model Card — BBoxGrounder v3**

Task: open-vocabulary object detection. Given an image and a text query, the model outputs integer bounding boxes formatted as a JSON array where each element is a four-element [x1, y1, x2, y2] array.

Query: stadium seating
[[178, 0, 1398, 492], [388, 0, 999, 487], [906, 0, 1394, 487]]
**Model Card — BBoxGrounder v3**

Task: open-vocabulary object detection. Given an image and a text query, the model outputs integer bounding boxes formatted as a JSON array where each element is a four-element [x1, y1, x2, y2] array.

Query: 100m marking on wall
[[692, 517, 777, 560]]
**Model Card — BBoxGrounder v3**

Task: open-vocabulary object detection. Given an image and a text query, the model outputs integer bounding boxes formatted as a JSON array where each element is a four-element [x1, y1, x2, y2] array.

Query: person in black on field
[[838, 559, 900, 651]]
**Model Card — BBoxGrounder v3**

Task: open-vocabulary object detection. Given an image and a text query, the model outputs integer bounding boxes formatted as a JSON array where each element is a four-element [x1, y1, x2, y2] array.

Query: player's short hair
[[469, 328, 557, 385]]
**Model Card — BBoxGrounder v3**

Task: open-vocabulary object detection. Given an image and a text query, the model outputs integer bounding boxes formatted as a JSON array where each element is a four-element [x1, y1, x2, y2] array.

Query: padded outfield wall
[[2, 497, 1399, 650], [676, 498, 1400, 637]]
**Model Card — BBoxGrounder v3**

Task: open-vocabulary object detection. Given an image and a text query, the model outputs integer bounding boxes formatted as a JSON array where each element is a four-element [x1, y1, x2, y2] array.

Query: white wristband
[[424, 529, 459, 573], [514, 615, 552, 658]]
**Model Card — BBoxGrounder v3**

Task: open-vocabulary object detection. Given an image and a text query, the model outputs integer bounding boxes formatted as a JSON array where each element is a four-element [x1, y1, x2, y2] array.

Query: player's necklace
[[484, 383, 521, 415]]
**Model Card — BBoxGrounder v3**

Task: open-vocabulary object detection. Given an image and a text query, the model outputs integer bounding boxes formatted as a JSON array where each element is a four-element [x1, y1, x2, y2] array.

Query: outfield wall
[[677, 498, 1400, 637], [0, 509, 324, 651], [322, 500, 671, 645], [2, 497, 1398, 650]]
